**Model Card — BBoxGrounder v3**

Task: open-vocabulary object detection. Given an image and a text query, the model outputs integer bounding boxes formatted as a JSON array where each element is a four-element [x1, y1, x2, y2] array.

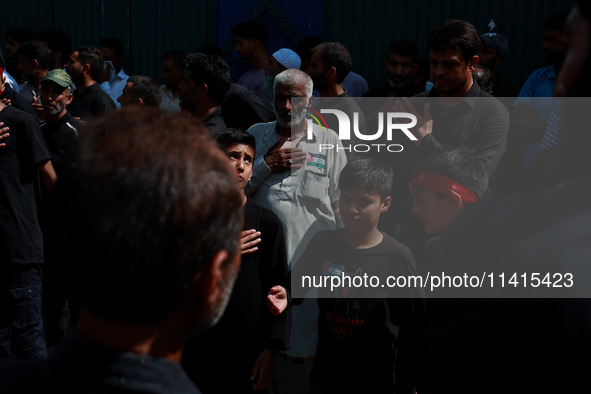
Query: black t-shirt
[[0, 85, 37, 119], [295, 229, 424, 393], [68, 83, 116, 119], [41, 112, 81, 175], [221, 83, 275, 131], [182, 198, 289, 393], [0, 105, 51, 264]]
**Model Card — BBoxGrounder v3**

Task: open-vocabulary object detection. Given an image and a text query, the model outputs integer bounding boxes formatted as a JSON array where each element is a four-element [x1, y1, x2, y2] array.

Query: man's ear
[[326, 66, 337, 82], [468, 55, 479, 71], [307, 95, 314, 108], [381, 196, 392, 213], [136, 97, 144, 106], [197, 83, 208, 99], [65, 93, 74, 106], [199, 249, 229, 307], [81, 63, 91, 76]]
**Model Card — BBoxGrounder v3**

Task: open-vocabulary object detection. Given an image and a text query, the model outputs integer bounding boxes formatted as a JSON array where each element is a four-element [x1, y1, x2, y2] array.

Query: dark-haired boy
[[182, 129, 290, 393], [293, 158, 424, 394]]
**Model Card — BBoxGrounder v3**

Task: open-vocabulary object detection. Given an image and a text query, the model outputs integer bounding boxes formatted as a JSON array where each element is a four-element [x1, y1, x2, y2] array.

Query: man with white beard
[[246, 69, 347, 373]]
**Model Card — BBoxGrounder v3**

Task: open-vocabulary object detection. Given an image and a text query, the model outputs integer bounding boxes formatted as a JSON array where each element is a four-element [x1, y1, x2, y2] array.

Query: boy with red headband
[[409, 149, 487, 272]]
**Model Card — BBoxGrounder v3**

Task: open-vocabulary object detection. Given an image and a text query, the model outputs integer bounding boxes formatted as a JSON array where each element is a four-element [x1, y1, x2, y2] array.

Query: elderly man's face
[[273, 82, 308, 128]]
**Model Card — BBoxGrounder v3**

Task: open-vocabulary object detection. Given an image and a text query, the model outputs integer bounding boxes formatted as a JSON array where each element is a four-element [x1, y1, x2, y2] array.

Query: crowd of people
[[0, 1, 590, 392]]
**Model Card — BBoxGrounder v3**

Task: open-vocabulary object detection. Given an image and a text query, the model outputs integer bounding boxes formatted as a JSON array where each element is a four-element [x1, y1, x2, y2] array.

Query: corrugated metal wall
[[2, 0, 217, 82], [323, 0, 574, 89], [1, 0, 575, 89]]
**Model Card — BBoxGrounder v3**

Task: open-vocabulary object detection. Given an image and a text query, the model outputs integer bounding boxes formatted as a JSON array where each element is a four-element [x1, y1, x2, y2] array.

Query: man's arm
[[37, 159, 57, 194]]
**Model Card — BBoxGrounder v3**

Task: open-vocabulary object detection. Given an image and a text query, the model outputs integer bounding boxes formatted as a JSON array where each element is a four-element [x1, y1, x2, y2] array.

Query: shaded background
[[2, 0, 573, 90]]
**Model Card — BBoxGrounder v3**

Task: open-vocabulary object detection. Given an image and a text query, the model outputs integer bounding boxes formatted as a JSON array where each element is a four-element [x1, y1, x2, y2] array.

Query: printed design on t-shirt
[[323, 260, 362, 298], [323, 298, 365, 340], [307, 152, 326, 172]]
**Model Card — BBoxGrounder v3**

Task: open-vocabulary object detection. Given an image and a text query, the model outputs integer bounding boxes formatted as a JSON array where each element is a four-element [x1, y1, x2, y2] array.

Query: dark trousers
[[0, 264, 46, 359]]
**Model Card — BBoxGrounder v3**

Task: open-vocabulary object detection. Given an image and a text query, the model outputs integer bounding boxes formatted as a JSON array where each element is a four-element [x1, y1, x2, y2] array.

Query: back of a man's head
[[428, 19, 481, 63], [183, 53, 232, 104], [312, 42, 352, 84], [16, 40, 53, 71], [127, 75, 163, 107], [58, 108, 242, 325]]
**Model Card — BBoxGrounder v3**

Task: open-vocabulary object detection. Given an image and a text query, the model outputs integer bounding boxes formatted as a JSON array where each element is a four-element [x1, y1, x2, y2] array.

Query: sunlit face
[[339, 186, 390, 235], [429, 48, 476, 96], [224, 143, 254, 191], [410, 184, 455, 236], [273, 82, 309, 128], [385, 53, 416, 88], [233, 35, 255, 60], [161, 58, 182, 91], [64, 51, 84, 81], [117, 82, 136, 107], [40, 81, 72, 118]]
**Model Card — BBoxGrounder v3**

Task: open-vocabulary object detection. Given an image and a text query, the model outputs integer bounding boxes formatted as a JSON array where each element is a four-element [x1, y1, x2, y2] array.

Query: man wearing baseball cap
[[479, 32, 520, 96], [39, 68, 83, 346]]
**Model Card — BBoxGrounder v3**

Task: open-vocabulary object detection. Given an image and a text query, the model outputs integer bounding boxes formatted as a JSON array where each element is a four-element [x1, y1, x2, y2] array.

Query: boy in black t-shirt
[[293, 158, 425, 394]]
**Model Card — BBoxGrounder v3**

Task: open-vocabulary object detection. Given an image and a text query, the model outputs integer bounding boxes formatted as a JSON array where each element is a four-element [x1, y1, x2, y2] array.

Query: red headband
[[410, 171, 479, 204]]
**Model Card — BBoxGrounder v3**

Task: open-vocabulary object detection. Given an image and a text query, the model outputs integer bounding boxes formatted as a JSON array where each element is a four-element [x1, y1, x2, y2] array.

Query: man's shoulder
[[247, 121, 276, 136]]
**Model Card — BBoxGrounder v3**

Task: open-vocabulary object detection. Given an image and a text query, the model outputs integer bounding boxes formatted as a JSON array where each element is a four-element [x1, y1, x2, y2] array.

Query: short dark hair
[[127, 75, 162, 107], [311, 42, 352, 84], [4, 28, 36, 43], [38, 29, 72, 67], [183, 53, 231, 104], [231, 20, 269, 47], [160, 49, 186, 69], [338, 158, 394, 199], [74, 46, 104, 81], [427, 19, 481, 64], [99, 37, 125, 58], [58, 107, 242, 323], [215, 128, 256, 153], [16, 40, 53, 70], [387, 40, 419, 63], [411, 149, 488, 199], [543, 11, 569, 32], [473, 65, 493, 93]]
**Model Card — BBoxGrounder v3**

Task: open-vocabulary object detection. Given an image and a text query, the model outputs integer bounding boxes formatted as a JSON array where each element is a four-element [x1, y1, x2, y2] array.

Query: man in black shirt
[[65, 46, 116, 119], [0, 96, 57, 359], [179, 53, 230, 136]]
